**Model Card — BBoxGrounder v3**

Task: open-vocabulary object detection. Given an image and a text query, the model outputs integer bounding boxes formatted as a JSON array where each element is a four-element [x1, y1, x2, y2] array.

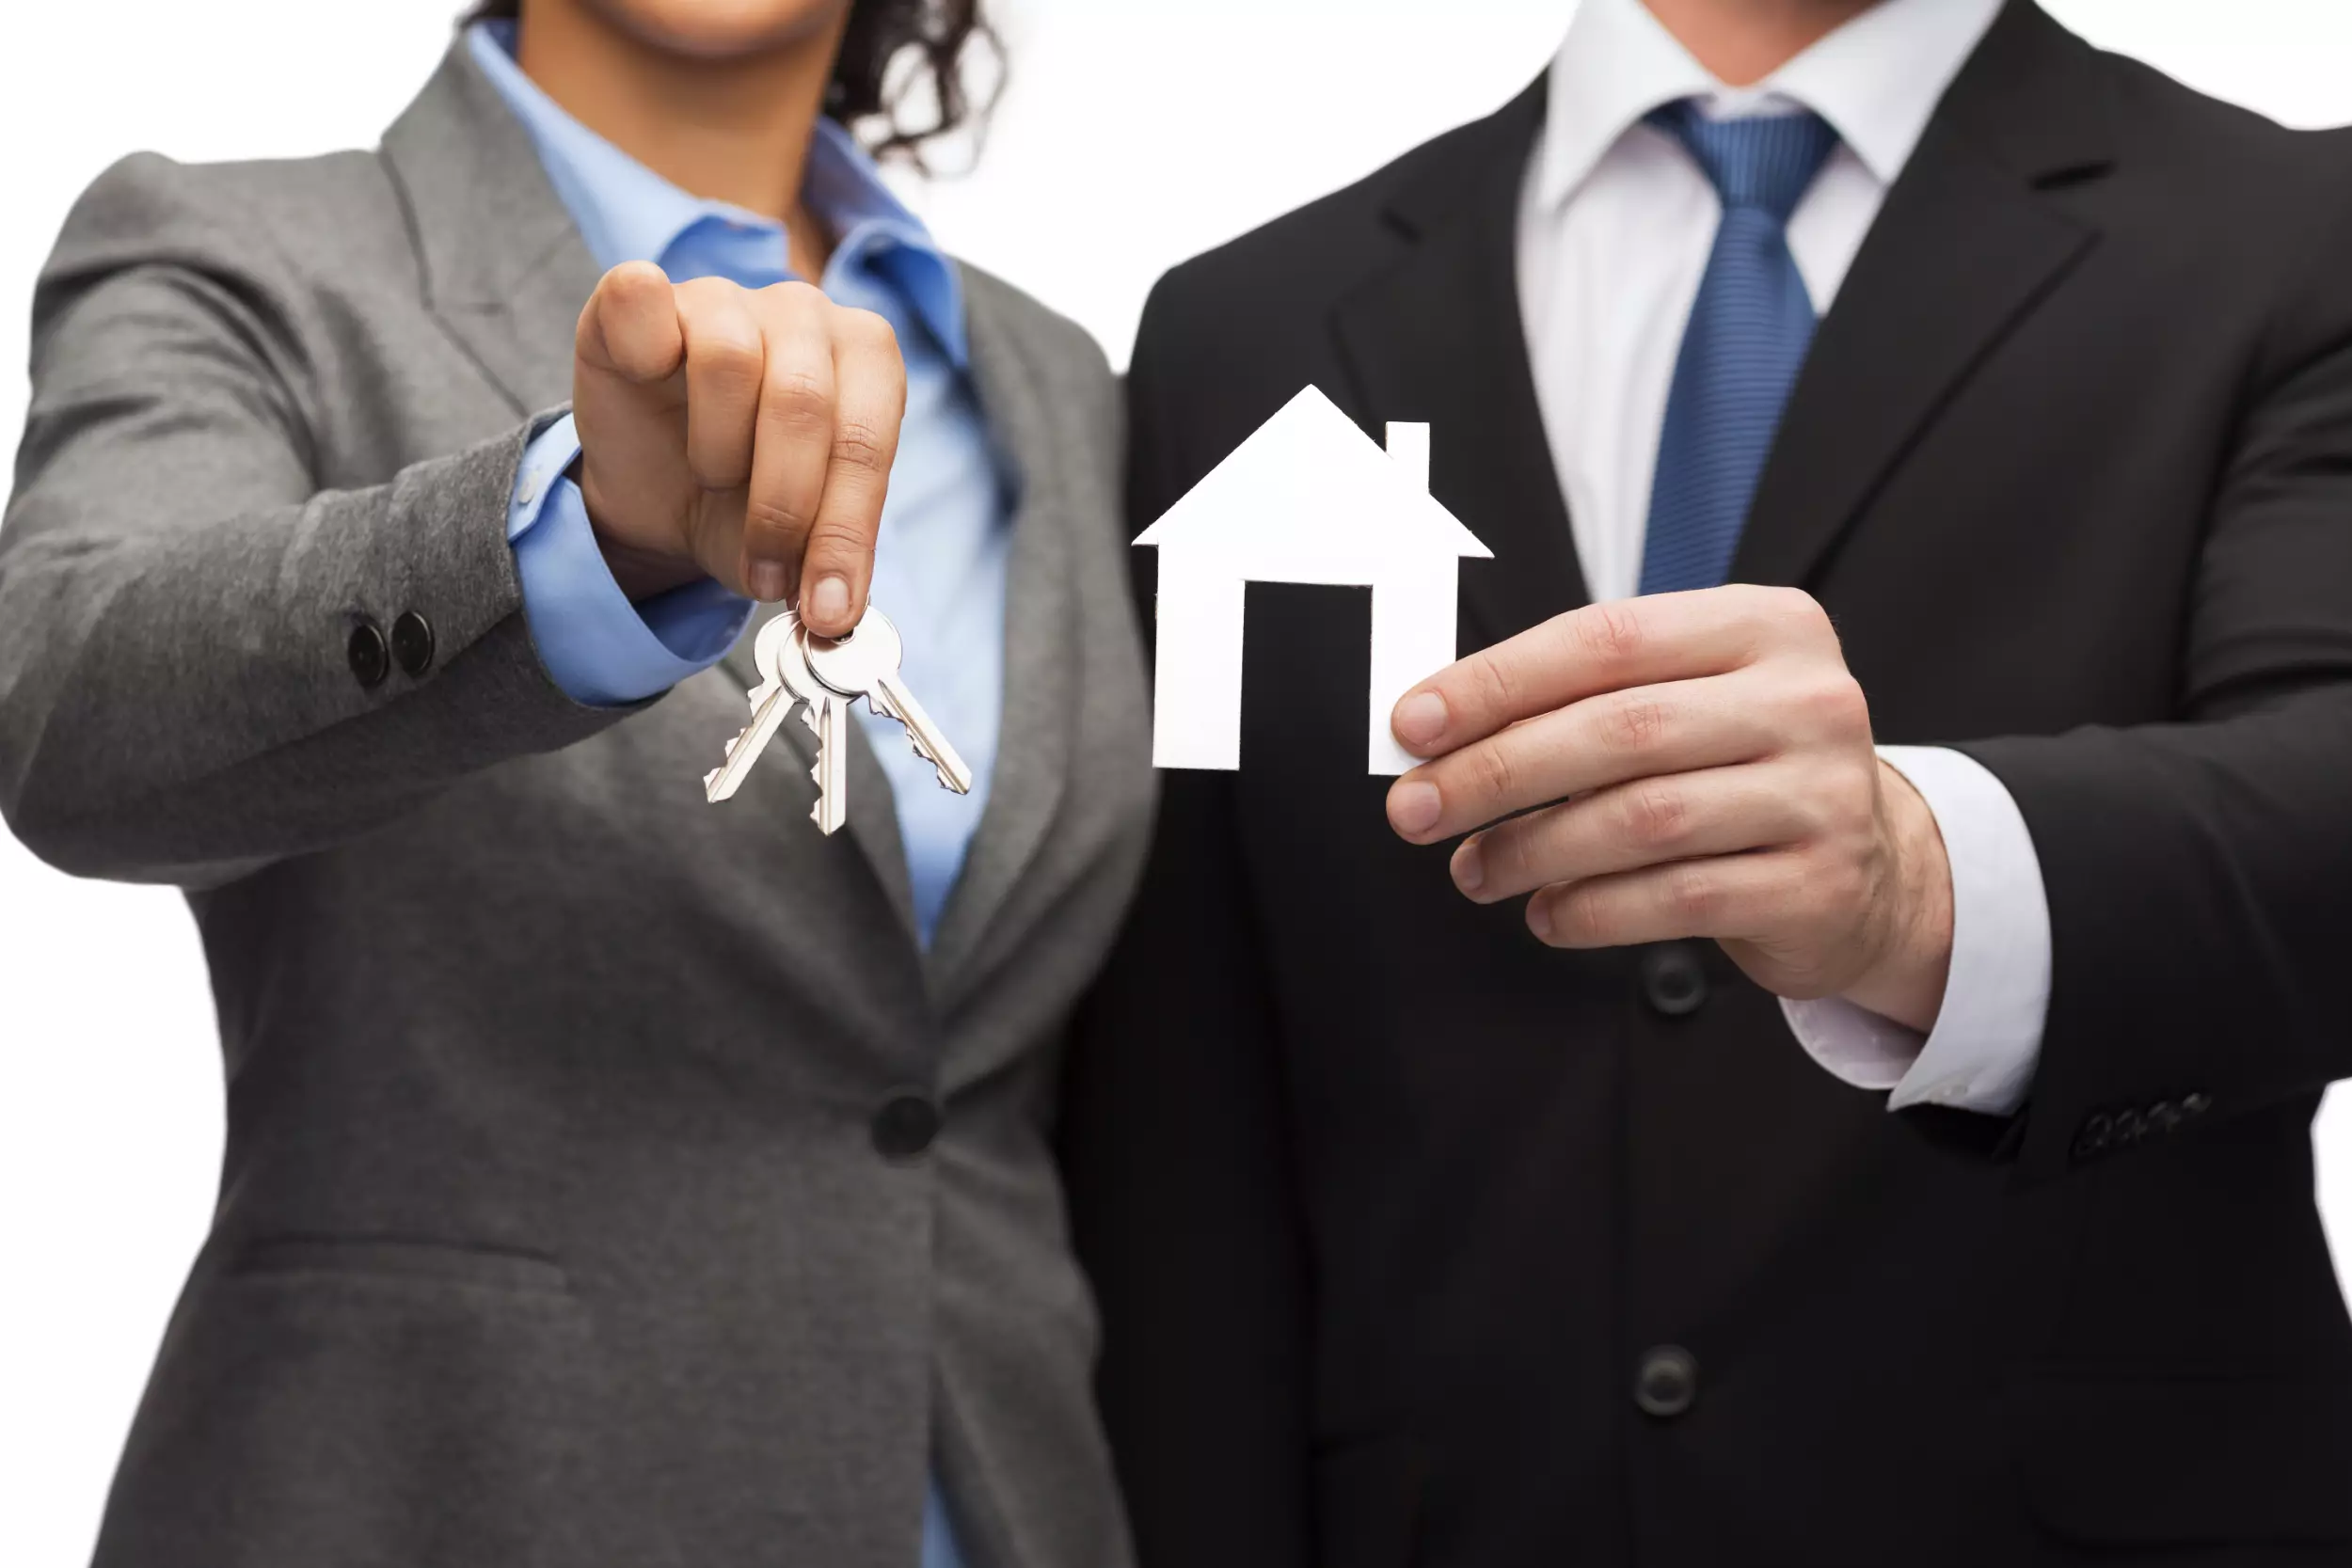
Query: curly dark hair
[[463, 1, 996, 162]]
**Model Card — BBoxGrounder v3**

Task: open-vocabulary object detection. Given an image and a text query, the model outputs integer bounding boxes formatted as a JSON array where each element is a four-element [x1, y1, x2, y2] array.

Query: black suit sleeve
[[1060, 282, 1317, 1568], [1962, 204, 2352, 1181]]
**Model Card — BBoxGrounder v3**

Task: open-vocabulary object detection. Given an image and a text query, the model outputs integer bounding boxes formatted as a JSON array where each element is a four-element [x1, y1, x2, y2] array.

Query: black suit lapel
[[1331, 78, 1588, 651], [1735, 1, 2114, 590]]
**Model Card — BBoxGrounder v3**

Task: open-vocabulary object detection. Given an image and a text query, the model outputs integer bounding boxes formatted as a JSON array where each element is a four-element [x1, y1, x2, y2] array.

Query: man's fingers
[[674, 277, 771, 508], [738, 282, 841, 604], [1525, 848, 1809, 949], [1387, 670, 1782, 843], [1391, 586, 1832, 756], [576, 261, 683, 383], [795, 308, 904, 637], [1451, 761, 1819, 904]]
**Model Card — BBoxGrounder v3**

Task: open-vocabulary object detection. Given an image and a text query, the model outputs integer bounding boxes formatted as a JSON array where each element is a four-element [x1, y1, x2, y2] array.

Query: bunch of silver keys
[[704, 604, 974, 834]]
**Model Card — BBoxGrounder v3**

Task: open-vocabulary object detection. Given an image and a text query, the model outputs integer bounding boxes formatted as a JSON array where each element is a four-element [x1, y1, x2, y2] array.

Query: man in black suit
[[1063, 0, 2352, 1563]]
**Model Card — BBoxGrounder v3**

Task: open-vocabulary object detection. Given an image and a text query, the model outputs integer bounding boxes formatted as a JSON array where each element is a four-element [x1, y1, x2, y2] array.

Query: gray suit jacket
[[0, 40, 1153, 1568]]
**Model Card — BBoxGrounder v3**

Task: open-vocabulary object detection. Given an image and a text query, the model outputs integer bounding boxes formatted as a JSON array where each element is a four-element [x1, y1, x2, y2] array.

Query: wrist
[[577, 459, 707, 603], [599, 539, 707, 603], [1843, 758, 1955, 1033]]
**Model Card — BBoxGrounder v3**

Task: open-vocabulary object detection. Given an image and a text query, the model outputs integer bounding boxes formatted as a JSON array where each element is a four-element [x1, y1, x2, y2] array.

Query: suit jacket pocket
[[96, 1239, 594, 1568], [1314, 1432, 1425, 1568], [230, 1233, 573, 1296], [2006, 1369, 2352, 1545]]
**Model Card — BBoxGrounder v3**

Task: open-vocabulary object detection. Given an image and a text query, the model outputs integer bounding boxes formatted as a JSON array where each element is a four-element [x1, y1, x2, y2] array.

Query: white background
[[4, 0, 2350, 1558]]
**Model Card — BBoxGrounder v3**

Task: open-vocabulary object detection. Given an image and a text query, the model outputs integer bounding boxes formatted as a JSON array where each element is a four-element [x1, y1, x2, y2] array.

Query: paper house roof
[[1136, 385, 1491, 585]]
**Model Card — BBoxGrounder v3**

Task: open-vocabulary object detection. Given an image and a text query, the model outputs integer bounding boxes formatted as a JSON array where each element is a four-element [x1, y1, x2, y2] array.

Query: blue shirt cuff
[[509, 413, 754, 705]]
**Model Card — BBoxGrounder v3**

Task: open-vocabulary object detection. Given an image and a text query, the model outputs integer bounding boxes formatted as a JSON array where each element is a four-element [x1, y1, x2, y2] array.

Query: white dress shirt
[[1515, 0, 2048, 1115]]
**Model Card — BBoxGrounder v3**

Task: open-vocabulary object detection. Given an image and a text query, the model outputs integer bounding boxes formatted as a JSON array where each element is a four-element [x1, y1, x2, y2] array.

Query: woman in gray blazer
[[0, 3, 1152, 1565]]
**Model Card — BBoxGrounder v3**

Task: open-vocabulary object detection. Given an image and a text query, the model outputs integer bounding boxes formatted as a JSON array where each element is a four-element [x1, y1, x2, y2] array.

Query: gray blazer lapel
[[379, 40, 600, 417], [924, 269, 1081, 998]]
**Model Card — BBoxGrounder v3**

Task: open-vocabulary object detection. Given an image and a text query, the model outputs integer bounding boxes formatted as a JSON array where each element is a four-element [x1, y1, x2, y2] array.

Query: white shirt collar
[[1531, 0, 2005, 212]]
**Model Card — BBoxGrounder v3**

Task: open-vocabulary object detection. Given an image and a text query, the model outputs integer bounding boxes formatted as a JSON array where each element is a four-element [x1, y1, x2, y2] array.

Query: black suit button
[[2182, 1092, 2213, 1117], [2112, 1108, 2146, 1145], [1640, 944, 1708, 1017], [390, 610, 436, 676], [2148, 1100, 2182, 1133], [2072, 1112, 2114, 1162], [347, 620, 389, 689], [871, 1092, 941, 1161], [1635, 1345, 1699, 1418]]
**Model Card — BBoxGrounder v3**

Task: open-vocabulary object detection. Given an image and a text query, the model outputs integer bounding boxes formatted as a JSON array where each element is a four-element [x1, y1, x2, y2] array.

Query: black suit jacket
[[1063, 6, 2352, 1565]]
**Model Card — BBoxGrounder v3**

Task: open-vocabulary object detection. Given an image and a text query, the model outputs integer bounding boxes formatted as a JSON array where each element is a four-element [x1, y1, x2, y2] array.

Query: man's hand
[[1385, 586, 1955, 1031], [571, 262, 906, 637]]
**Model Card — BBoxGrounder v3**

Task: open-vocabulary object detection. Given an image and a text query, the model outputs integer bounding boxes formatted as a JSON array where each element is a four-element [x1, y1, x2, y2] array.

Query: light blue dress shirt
[[470, 23, 1004, 1567]]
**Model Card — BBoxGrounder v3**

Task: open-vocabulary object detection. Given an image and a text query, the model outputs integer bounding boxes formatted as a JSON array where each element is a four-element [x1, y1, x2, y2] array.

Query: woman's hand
[[570, 262, 906, 637]]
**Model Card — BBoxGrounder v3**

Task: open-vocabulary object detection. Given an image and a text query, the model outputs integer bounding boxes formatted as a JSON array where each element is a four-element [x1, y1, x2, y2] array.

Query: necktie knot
[[1647, 101, 1839, 223]]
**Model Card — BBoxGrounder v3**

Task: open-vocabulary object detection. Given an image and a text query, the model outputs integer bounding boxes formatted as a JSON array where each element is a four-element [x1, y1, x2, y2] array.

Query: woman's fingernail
[[1453, 837, 1485, 894], [1389, 780, 1441, 836], [749, 561, 787, 602], [809, 575, 850, 626], [1527, 895, 1553, 940], [1393, 690, 1449, 748]]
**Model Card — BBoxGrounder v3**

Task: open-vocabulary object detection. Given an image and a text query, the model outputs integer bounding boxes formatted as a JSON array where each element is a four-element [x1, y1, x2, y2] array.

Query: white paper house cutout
[[1136, 384, 1493, 774]]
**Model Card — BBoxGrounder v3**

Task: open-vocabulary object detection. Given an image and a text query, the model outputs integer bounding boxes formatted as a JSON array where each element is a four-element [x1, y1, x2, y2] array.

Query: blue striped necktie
[[1637, 102, 1841, 594]]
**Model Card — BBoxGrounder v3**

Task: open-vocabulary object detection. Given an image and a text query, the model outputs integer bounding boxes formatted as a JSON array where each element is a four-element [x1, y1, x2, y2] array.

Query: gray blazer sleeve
[[0, 154, 626, 888]]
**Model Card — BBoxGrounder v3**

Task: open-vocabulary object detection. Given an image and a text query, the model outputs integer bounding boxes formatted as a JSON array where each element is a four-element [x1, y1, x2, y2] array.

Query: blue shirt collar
[[466, 20, 967, 367]]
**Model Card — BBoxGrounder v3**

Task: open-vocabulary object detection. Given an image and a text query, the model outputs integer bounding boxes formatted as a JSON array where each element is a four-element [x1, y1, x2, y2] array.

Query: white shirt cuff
[[1780, 744, 2052, 1117]]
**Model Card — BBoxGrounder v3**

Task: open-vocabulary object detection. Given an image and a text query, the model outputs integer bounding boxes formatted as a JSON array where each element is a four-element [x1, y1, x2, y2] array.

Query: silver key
[[802, 607, 975, 796], [775, 619, 854, 836], [703, 611, 807, 803]]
